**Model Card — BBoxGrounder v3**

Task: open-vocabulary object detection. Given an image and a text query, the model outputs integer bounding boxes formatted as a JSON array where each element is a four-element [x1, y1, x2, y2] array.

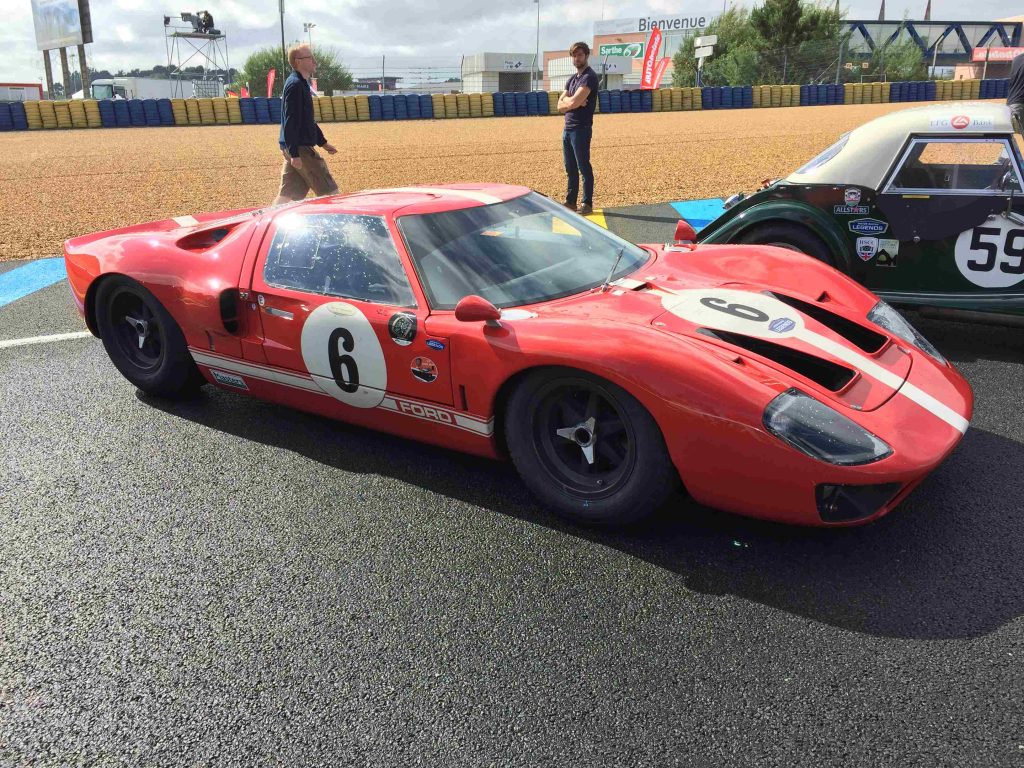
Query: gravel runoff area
[[3, 100, 1004, 262]]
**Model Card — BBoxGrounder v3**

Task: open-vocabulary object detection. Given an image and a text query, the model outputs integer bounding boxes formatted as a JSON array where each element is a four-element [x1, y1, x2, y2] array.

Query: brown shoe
[[578, 204, 594, 216], [563, 201, 576, 211]]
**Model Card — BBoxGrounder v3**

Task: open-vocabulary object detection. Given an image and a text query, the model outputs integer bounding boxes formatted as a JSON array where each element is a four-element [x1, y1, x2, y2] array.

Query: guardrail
[[0, 78, 1010, 131]]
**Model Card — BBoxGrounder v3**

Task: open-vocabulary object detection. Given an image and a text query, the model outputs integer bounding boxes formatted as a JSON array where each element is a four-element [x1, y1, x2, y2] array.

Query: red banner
[[241, 86, 250, 98], [640, 28, 663, 89], [267, 69, 276, 97], [971, 47, 1024, 62], [311, 77, 318, 94], [651, 58, 671, 90]]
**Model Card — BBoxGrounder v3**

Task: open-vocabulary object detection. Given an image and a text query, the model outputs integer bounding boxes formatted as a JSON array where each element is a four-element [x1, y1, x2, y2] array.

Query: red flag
[[641, 27, 663, 89], [311, 77, 318, 94], [226, 89, 238, 98], [267, 68, 276, 98], [651, 58, 671, 89], [241, 86, 250, 98]]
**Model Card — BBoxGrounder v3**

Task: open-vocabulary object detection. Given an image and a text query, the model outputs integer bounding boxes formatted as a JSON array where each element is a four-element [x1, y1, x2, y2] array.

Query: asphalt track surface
[[1, 250, 1023, 766]]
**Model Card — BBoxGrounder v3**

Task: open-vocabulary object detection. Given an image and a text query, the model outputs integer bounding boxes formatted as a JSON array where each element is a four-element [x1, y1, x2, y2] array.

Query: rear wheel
[[738, 222, 836, 267], [505, 369, 678, 527], [95, 276, 204, 398]]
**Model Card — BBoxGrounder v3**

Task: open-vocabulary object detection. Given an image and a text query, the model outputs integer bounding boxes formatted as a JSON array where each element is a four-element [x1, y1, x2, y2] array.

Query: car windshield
[[794, 133, 850, 175], [397, 192, 649, 310]]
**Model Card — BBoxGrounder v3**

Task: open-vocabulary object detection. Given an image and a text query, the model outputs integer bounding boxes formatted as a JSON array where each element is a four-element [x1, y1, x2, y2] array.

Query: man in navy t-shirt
[[557, 42, 599, 215]]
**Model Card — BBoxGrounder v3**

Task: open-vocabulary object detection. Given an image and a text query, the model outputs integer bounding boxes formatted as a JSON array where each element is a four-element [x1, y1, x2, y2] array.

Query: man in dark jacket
[[557, 42, 599, 215], [272, 44, 339, 205], [1009, 52, 1024, 135]]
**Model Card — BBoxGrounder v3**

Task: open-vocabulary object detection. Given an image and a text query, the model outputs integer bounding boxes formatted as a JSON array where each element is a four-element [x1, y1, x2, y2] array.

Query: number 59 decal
[[955, 218, 1024, 289]]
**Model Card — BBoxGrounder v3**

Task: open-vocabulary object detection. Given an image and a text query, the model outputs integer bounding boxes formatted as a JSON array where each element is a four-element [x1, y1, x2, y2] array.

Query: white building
[[461, 53, 538, 93]]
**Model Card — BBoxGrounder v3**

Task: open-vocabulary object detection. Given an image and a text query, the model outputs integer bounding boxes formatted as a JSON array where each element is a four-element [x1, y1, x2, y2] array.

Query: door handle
[[263, 306, 294, 320]]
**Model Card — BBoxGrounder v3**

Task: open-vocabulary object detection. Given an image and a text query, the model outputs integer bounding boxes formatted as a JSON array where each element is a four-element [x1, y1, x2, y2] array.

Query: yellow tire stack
[[319, 96, 335, 121], [770, 85, 782, 108], [196, 98, 215, 125], [547, 91, 559, 114], [332, 96, 347, 122], [657, 88, 672, 110], [870, 82, 882, 104], [691, 87, 703, 110], [843, 84, 854, 104], [23, 101, 43, 129], [780, 86, 792, 108], [968, 79, 981, 99], [311, 97, 321, 122], [212, 98, 229, 124], [937, 80, 951, 100], [431, 93, 445, 118], [39, 100, 58, 129], [171, 98, 189, 125], [444, 94, 458, 118], [651, 89, 662, 112], [344, 96, 357, 121], [83, 99, 102, 127], [482, 92, 495, 117], [185, 99, 201, 125], [52, 100, 72, 129], [951, 79, 963, 100], [670, 88, 682, 110], [880, 82, 891, 103], [68, 99, 88, 128], [455, 93, 469, 118], [852, 83, 864, 104], [468, 92, 481, 117], [355, 95, 370, 121], [226, 98, 242, 124], [752, 86, 762, 108]]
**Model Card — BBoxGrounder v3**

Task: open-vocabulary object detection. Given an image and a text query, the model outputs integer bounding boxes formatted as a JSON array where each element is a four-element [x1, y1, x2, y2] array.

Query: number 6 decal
[[301, 302, 387, 408], [663, 288, 804, 339], [955, 219, 1024, 289]]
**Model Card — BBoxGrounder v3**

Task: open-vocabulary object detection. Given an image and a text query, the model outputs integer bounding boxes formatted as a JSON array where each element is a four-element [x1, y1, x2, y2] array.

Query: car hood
[[536, 244, 911, 413]]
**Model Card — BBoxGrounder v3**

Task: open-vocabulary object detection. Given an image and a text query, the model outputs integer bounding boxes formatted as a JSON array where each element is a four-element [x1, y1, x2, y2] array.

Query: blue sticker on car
[[769, 317, 797, 334], [426, 339, 445, 351], [848, 218, 888, 235]]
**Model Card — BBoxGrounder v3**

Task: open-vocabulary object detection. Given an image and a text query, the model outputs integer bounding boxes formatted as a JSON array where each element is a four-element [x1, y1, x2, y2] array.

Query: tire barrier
[[4, 77, 1013, 133]]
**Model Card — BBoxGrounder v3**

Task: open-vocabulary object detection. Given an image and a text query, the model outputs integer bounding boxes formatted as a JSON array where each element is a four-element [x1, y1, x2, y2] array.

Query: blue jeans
[[563, 126, 594, 207]]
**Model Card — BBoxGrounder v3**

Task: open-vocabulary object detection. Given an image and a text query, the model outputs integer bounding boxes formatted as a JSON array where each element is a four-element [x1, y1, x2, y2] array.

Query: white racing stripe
[[173, 215, 199, 227], [0, 331, 93, 350], [375, 187, 504, 205], [799, 329, 970, 434]]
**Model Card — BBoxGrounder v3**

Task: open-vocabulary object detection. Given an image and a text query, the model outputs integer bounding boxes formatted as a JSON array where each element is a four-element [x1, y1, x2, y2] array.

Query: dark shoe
[[578, 204, 594, 216], [563, 201, 577, 211]]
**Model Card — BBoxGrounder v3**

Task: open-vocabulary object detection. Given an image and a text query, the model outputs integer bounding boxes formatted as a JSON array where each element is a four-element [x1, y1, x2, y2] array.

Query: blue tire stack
[[641, 89, 653, 112], [406, 94, 420, 119], [142, 99, 160, 126], [380, 94, 395, 120], [419, 94, 433, 118], [239, 97, 257, 123], [492, 92, 504, 117], [156, 98, 174, 125], [514, 92, 528, 116], [620, 90, 632, 112], [0, 103, 12, 131], [738, 86, 752, 108], [924, 80, 937, 101], [800, 85, 810, 106], [722, 86, 734, 108], [701, 88, 712, 109], [526, 91, 539, 116], [10, 102, 28, 130], [368, 95, 382, 120], [98, 99, 116, 126], [598, 90, 611, 113], [536, 91, 550, 115], [127, 99, 146, 126], [113, 99, 131, 127], [499, 92, 512, 116], [630, 90, 642, 112], [253, 97, 272, 123], [712, 88, 723, 109], [268, 98, 282, 123], [608, 90, 621, 113]]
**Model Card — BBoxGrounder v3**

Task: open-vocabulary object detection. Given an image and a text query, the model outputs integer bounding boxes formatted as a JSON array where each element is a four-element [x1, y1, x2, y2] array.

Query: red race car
[[64, 184, 972, 527]]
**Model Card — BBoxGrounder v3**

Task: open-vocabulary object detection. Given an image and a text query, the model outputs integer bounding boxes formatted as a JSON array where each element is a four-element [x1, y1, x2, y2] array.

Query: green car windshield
[[398, 192, 649, 310]]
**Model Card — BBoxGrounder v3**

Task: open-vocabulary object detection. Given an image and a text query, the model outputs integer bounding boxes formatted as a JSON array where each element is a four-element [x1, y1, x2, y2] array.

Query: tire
[[738, 222, 836, 267], [95, 276, 204, 398], [505, 369, 678, 527]]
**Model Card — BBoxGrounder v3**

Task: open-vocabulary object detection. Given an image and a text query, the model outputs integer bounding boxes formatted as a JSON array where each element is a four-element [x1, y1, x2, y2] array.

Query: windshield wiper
[[600, 247, 625, 293]]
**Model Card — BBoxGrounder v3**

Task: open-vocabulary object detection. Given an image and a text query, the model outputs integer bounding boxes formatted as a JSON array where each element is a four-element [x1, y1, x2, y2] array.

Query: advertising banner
[[652, 58, 671, 89], [31, 0, 90, 50], [971, 47, 1024, 62], [598, 43, 644, 59], [267, 69, 276, 98], [640, 28, 662, 89]]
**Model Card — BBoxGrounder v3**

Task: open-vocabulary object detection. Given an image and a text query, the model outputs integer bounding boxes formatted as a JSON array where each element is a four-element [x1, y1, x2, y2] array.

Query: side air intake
[[767, 292, 887, 353], [699, 328, 857, 392]]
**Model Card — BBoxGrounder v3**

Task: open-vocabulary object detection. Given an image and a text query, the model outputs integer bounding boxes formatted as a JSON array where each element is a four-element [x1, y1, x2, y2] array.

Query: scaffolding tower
[[164, 18, 230, 98]]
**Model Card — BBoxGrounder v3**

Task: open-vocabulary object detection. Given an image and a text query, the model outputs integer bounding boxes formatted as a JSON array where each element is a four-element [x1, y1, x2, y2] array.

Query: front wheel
[[505, 369, 678, 527], [95, 276, 204, 398], [738, 222, 836, 267]]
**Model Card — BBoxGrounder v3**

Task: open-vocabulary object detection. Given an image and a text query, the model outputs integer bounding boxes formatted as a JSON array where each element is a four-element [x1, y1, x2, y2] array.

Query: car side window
[[885, 138, 1023, 194], [264, 213, 416, 307]]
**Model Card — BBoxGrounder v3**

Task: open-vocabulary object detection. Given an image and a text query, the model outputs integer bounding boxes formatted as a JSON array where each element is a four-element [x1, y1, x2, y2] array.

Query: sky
[[1, 0, 1014, 85]]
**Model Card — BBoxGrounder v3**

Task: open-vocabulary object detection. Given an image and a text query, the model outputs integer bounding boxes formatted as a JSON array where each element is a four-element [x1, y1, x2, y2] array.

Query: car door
[[872, 135, 1024, 308], [248, 211, 454, 410]]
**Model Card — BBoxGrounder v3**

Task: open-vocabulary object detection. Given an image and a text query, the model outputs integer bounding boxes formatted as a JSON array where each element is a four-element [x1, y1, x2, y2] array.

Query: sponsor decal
[[954, 219, 1024, 289], [599, 42, 644, 59], [856, 237, 879, 261], [844, 188, 862, 206], [411, 356, 438, 383], [769, 317, 796, 334], [398, 400, 453, 425], [876, 238, 899, 267], [834, 205, 870, 215], [929, 115, 994, 131], [210, 369, 248, 390], [499, 309, 538, 321], [849, 218, 888, 235], [388, 312, 417, 346], [426, 339, 446, 351]]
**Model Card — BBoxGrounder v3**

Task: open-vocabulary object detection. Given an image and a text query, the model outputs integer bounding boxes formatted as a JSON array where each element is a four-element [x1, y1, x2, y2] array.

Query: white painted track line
[[0, 331, 94, 350]]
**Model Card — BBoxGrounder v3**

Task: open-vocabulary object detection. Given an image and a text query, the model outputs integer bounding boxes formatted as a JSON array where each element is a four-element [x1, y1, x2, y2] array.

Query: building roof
[[788, 103, 1016, 189]]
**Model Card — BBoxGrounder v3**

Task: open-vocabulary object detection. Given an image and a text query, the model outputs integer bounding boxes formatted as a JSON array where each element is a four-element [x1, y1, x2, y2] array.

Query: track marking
[[668, 198, 725, 231], [0, 257, 67, 309], [584, 208, 608, 229], [0, 331, 93, 350]]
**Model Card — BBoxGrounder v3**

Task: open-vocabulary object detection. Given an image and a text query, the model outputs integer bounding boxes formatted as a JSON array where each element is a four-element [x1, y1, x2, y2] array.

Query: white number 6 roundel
[[954, 217, 1024, 289], [660, 288, 805, 339], [300, 302, 387, 408]]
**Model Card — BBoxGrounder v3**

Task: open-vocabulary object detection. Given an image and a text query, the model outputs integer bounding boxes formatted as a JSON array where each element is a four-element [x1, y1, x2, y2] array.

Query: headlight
[[867, 300, 946, 365], [764, 389, 893, 466]]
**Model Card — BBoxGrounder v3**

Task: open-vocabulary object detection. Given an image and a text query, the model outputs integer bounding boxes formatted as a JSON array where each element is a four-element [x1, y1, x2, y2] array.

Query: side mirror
[[455, 295, 502, 326], [674, 219, 697, 244]]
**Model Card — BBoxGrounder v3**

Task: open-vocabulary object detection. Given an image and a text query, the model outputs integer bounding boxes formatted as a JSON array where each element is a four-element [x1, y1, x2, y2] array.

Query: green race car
[[698, 103, 1024, 324]]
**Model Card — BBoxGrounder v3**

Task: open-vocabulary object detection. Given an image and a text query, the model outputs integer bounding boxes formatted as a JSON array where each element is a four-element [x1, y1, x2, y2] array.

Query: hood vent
[[698, 328, 857, 392], [767, 292, 887, 353]]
